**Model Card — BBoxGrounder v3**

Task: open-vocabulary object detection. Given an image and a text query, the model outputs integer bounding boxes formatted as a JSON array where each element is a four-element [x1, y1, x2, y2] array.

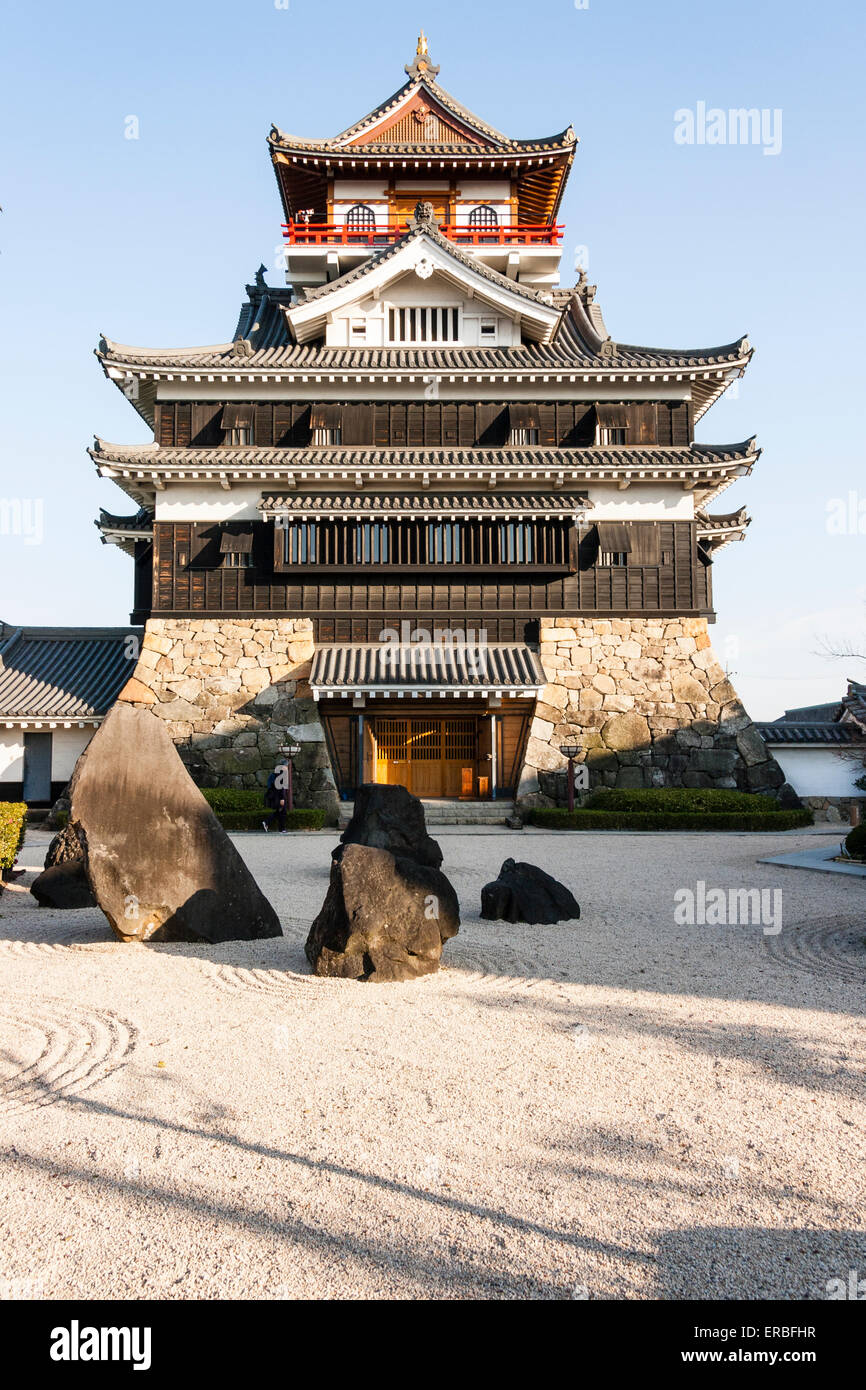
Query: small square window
[[350, 319, 366, 341], [480, 318, 497, 340]]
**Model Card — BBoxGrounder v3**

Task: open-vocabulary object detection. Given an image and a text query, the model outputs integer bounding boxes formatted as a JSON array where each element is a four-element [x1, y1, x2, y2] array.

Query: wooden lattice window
[[345, 203, 376, 229], [468, 205, 499, 227]]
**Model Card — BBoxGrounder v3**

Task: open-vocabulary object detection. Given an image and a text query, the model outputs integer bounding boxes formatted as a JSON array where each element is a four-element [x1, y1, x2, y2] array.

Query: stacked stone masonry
[[517, 617, 795, 806], [121, 618, 339, 817]]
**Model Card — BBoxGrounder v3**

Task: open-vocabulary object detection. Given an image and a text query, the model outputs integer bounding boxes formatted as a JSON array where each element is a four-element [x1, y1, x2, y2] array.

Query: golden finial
[[417, 31, 429, 57]]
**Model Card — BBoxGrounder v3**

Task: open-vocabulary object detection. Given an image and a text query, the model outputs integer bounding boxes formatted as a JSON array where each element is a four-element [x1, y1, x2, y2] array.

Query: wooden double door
[[375, 715, 481, 799]]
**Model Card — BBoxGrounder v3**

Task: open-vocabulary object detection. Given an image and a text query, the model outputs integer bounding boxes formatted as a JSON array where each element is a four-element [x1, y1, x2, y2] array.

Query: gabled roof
[[268, 48, 575, 157], [0, 623, 142, 721], [285, 214, 561, 344], [268, 39, 576, 225]]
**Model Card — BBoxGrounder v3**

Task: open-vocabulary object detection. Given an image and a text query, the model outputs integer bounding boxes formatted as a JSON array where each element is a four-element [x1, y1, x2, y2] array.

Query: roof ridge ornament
[[409, 200, 439, 232], [405, 31, 440, 81]]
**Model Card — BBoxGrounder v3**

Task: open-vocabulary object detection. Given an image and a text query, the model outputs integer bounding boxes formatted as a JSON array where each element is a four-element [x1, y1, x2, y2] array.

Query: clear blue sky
[[1, 0, 864, 717]]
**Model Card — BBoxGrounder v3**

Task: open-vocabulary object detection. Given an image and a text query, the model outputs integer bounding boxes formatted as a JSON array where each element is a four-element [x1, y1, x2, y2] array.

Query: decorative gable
[[351, 91, 487, 147]]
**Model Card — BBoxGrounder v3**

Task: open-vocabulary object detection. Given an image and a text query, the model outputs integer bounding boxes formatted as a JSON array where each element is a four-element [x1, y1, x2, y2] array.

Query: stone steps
[[337, 799, 515, 828]]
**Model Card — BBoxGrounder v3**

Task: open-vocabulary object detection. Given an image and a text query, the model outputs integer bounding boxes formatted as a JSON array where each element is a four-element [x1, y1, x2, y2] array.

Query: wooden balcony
[[282, 221, 564, 247]]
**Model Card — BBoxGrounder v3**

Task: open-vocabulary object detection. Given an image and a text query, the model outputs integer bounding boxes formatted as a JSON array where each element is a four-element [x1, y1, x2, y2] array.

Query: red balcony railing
[[282, 221, 563, 247]]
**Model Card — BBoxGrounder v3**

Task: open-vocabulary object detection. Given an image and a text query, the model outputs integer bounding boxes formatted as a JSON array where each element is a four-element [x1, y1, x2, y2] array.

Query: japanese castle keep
[[94, 37, 791, 817]]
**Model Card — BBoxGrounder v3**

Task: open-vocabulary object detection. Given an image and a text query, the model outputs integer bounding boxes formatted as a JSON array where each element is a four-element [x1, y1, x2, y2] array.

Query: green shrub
[[844, 823, 866, 860], [201, 788, 267, 813], [584, 787, 782, 814], [526, 808, 813, 832], [0, 802, 28, 880], [212, 807, 327, 832]]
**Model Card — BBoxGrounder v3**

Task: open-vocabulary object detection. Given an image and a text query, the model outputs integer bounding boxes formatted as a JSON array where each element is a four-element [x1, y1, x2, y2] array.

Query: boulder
[[306, 843, 459, 982], [335, 783, 443, 869], [480, 858, 580, 925], [44, 821, 86, 868], [30, 861, 95, 910], [66, 702, 282, 943]]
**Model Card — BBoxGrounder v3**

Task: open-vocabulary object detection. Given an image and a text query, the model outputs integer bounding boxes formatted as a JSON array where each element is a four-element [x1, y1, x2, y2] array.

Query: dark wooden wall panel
[[153, 400, 694, 447]]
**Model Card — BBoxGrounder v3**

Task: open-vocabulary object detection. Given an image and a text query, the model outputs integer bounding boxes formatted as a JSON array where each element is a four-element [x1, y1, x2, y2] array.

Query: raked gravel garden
[[0, 825, 864, 1300]]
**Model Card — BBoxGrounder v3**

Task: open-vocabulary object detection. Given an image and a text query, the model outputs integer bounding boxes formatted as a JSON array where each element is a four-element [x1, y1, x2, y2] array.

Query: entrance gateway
[[311, 642, 544, 801]]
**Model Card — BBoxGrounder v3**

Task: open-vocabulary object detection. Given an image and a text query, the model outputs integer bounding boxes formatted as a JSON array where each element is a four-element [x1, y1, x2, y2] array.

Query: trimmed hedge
[[201, 788, 267, 813], [192, 790, 327, 831], [526, 808, 813, 832], [584, 787, 782, 814], [0, 801, 28, 881], [844, 823, 866, 860]]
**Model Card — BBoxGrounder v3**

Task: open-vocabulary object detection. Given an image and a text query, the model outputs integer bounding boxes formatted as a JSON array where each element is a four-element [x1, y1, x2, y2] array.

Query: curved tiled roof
[[97, 304, 750, 375], [90, 438, 758, 471], [259, 490, 591, 516], [0, 625, 142, 719], [268, 74, 575, 157]]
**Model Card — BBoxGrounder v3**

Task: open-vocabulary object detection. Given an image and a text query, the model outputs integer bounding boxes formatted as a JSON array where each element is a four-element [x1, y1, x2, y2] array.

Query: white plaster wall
[[0, 727, 94, 784], [588, 485, 696, 520], [456, 181, 510, 200], [0, 733, 24, 781], [332, 181, 388, 200], [770, 746, 865, 797], [154, 484, 265, 521], [52, 727, 95, 780]]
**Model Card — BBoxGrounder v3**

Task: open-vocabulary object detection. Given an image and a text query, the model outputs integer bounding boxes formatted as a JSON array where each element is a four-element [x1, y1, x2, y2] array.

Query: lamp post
[[560, 744, 582, 813], [279, 742, 302, 813]]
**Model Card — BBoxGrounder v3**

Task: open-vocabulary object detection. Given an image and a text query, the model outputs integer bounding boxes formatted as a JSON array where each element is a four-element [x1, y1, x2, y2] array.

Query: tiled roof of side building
[[0, 624, 142, 719], [754, 721, 863, 746]]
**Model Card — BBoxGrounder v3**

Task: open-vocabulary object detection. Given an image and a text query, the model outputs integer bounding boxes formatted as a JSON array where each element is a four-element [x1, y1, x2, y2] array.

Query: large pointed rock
[[481, 858, 580, 925], [336, 783, 443, 868], [67, 702, 281, 943], [306, 843, 459, 982]]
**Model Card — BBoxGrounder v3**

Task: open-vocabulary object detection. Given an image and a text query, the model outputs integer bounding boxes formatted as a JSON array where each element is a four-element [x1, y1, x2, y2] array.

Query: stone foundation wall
[[119, 618, 339, 818], [800, 795, 863, 825], [518, 617, 796, 807]]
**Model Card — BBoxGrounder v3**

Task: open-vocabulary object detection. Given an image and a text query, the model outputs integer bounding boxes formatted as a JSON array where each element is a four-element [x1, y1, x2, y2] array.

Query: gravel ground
[[0, 825, 864, 1301]]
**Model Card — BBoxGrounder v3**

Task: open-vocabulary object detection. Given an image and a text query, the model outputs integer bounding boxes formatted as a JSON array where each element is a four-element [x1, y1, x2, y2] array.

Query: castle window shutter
[[219, 530, 254, 554], [596, 522, 632, 552], [189, 522, 222, 567], [509, 404, 539, 431], [538, 404, 556, 444], [311, 405, 342, 430], [222, 405, 254, 430], [596, 405, 628, 430], [629, 525, 661, 565]]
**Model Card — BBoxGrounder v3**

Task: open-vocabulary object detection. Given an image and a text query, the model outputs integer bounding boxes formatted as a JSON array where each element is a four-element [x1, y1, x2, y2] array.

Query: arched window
[[468, 205, 499, 227], [345, 203, 376, 230]]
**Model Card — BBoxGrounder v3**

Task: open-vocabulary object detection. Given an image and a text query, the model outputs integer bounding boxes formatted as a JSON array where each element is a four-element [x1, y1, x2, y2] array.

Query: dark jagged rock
[[66, 701, 282, 943], [44, 821, 86, 869], [30, 860, 96, 910], [307, 842, 459, 982], [481, 858, 580, 925], [335, 783, 443, 869]]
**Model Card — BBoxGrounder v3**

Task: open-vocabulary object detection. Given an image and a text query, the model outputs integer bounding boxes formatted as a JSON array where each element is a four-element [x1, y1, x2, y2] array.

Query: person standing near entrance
[[262, 762, 289, 833]]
